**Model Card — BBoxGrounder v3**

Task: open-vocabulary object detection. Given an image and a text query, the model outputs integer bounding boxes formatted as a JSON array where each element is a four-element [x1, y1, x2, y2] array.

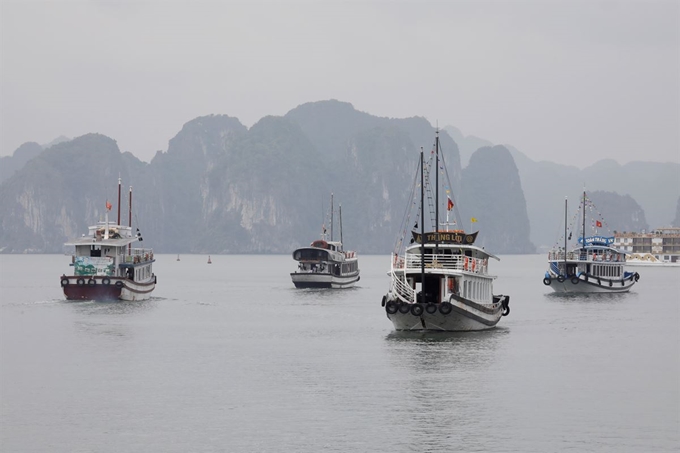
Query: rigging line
[[394, 154, 422, 254], [436, 139, 462, 228]]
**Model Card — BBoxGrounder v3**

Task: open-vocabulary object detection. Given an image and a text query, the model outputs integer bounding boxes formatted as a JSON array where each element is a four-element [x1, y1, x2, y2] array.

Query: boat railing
[[548, 250, 625, 263], [390, 255, 416, 303], [123, 248, 155, 264], [396, 253, 488, 274]]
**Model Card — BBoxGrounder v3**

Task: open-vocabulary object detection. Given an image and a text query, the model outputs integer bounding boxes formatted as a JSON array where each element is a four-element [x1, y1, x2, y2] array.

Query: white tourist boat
[[614, 227, 680, 267], [381, 131, 510, 331], [623, 253, 680, 267], [290, 194, 360, 289], [60, 179, 156, 301], [543, 192, 639, 293]]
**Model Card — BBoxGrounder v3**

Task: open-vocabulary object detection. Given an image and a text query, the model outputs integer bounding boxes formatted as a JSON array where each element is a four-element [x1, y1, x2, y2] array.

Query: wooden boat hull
[[60, 275, 156, 301]]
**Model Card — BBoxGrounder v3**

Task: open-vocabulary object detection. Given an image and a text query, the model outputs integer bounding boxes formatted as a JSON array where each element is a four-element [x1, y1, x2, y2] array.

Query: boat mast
[[564, 197, 568, 275], [582, 189, 586, 248], [435, 129, 440, 254], [420, 148, 425, 298], [117, 177, 121, 226], [330, 193, 334, 242], [339, 204, 343, 245], [128, 186, 132, 254]]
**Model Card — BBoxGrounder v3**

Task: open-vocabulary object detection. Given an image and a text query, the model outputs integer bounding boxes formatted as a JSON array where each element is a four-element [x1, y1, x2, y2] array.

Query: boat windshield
[[294, 249, 330, 261]]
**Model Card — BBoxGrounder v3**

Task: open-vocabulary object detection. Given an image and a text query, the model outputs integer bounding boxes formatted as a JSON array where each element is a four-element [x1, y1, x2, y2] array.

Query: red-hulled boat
[[60, 179, 156, 301]]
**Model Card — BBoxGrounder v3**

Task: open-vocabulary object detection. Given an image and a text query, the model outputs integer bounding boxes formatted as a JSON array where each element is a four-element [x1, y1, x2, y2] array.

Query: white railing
[[395, 253, 488, 275], [390, 270, 416, 303], [548, 250, 625, 263]]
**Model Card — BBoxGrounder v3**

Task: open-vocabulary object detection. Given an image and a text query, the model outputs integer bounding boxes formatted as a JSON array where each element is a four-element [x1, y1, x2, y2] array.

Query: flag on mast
[[596, 220, 602, 228], [106, 200, 112, 211], [447, 197, 454, 211], [471, 217, 478, 223]]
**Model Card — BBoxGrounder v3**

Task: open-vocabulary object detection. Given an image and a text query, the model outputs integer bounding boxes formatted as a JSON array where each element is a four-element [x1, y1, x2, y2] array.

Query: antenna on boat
[[129, 185, 133, 254]]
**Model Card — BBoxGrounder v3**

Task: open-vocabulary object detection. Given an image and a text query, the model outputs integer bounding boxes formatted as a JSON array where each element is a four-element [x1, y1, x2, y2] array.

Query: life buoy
[[77, 278, 85, 286], [464, 257, 469, 271], [439, 302, 453, 315], [425, 303, 438, 314], [447, 278, 455, 292], [88, 278, 96, 286], [385, 301, 399, 314], [115, 281, 124, 288], [571, 276, 579, 285], [557, 275, 565, 283], [543, 277, 551, 286], [60, 278, 69, 287], [398, 302, 411, 314], [471, 259, 476, 272], [102, 278, 110, 285], [411, 304, 424, 316]]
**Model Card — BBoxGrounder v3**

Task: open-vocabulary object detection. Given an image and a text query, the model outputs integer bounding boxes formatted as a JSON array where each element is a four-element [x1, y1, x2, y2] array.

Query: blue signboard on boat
[[578, 236, 614, 246]]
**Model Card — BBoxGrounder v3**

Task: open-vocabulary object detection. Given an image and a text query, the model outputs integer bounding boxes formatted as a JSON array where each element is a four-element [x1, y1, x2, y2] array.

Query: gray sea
[[1, 254, 678, 452]]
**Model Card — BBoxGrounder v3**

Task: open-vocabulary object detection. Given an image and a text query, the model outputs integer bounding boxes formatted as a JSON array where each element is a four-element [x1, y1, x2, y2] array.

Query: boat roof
[[64, 236, 139, 247]]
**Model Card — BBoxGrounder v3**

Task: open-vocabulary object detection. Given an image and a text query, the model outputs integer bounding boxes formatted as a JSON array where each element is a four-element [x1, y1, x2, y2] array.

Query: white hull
[[290, 272, 360, 289], [119, 280, 156, 300], [546, 277, 635, 293]]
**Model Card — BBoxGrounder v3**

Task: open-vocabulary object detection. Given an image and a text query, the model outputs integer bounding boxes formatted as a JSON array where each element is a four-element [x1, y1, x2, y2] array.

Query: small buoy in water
[[177, 254, 180, 261], [208, 256, 212, 264]]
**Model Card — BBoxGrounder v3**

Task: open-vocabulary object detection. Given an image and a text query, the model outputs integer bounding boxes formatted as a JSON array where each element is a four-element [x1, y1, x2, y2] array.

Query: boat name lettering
[[578, 236, 614, 246], [411, 231, 478, 245]]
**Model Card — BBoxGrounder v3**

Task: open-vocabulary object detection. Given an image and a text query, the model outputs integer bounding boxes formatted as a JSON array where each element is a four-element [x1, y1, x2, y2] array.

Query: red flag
[[595, 220, 602, 228], [106, 200, 112, 211], [447, 197, 454, 211]]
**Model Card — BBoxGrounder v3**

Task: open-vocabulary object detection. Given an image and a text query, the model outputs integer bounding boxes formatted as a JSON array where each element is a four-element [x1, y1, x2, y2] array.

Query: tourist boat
[[381, 131, 510, 331], [59, 179, 156, 301], [614, 227, 680, 267], [290, 194, 360, 288], [543, 192, 640, 293]]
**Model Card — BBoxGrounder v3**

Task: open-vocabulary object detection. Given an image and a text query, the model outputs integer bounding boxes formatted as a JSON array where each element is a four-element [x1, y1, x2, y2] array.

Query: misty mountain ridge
[[1, 100, 677, 254]]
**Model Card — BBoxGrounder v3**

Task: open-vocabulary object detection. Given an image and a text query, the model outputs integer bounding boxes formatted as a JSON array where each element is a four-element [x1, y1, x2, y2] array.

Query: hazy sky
[[1, 0, 678, 167]]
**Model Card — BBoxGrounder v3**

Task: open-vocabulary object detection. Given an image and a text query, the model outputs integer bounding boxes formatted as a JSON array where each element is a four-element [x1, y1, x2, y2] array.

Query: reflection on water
[[288, 286, 361, 304], [544, 291, 630, 303], [382, 328, 510, 451], [63, 297, 160, 315]]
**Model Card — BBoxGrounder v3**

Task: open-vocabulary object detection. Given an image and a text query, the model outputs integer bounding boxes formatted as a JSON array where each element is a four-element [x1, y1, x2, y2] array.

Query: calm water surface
[[1, 254, 678, 452]]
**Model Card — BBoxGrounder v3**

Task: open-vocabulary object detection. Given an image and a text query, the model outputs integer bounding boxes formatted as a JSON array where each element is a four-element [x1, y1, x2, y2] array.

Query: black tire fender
[[115, 281, 124, 288], [543, 277, 551, 286], [411, 304, 424, 316], [88, 278, 96, 286], [557, 275, 565, 283], [398, 302, 411, 314], [571, 276, 579, 285], [60, 278, 69, 287], [76, 278, 85, 286], [385, 300, 399, 314], [425, 303, 438, 314], [381, 295, 386, 307], [439, 302, 453, 315], [102, 278, 111, 285]]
